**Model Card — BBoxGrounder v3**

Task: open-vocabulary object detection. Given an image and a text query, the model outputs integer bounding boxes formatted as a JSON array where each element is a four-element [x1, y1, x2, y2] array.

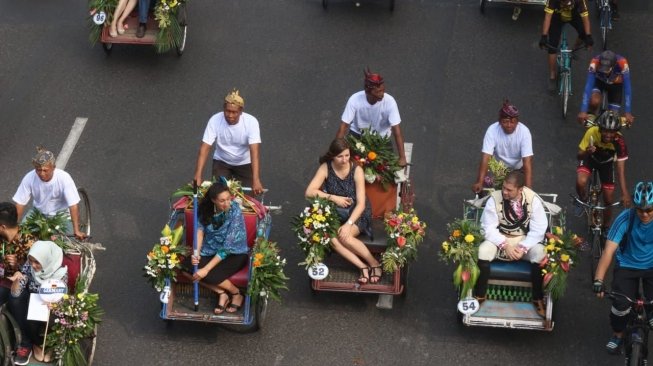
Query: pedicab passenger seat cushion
[[62, 253, 82, 292], [359, 219, 388, 249], [489, 260, 532, 282], [183, 210, 257, 289]]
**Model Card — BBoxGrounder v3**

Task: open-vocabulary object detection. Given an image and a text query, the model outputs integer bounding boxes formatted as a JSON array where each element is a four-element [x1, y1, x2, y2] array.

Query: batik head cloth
[[224, 89, 245, 108], [32, 146, 55, 166]]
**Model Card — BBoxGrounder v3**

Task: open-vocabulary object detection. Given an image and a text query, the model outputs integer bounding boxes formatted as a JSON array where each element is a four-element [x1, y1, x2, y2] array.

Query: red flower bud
[[396, 236, 406, 247]]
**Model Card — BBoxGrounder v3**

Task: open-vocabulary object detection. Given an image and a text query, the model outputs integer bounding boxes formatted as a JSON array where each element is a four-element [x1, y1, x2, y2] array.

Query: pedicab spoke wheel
[[78, 188, 92, 237], [479, 0, 486, 14], [176, 26, 187, 56], [0, 312, 13, 366], [102, 42, 112, 55], [79, 324, 98, 366], [176, 4, 188, 56]]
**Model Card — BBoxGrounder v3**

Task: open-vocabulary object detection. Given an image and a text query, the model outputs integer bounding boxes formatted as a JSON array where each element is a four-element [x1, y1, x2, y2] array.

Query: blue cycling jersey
[[609, 209, 653, 270]]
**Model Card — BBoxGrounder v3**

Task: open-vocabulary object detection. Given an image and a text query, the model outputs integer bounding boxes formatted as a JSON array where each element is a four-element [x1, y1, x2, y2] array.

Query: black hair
[[0, 202, 18, 228], [197, 182, 231, 227]]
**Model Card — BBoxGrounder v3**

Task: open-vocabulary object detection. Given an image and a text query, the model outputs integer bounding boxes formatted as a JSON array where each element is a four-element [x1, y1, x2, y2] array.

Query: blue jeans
[[138, 0, 154, 24]]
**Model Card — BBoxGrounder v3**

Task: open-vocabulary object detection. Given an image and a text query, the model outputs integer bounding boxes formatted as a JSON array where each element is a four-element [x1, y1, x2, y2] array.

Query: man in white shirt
[[472, 100, 534, 193], [474, 171, 548, 316], [12, 148, 86, 239], [194, 89, 264, 195], [336, 69, 407, 167]]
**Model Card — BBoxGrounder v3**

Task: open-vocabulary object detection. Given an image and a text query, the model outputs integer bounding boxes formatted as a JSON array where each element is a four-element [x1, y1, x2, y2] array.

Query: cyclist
[[575, 110, 631, 227], [539, 0, 593, 92], [577, 50, 634, 126], [592, 182, 653, 354]]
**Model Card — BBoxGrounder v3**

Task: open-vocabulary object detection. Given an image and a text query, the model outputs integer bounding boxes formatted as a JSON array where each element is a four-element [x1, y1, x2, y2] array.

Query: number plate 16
[[308, 263, 329, 280], [457, 298, 480, 315]]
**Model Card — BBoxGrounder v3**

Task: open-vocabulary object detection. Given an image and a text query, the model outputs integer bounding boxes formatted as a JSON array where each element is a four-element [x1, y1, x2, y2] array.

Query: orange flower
[[161, 245, 170, 253], [452, 230, 462, 238], [253, 260, 261, 267], [367, 151, 377, 161], [147, 251, 155, 259], [255, 253, 264, 261]]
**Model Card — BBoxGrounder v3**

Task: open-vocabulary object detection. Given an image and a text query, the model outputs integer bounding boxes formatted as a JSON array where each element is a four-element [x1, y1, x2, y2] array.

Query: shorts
[[577, 158, 615, 190], [211, 160, 253, 188], [593, 79, 624, 108], [547, 14, 587, 55]]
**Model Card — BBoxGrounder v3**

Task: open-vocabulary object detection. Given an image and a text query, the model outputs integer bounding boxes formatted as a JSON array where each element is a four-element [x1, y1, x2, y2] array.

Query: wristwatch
[[347, 220, 354, 225]]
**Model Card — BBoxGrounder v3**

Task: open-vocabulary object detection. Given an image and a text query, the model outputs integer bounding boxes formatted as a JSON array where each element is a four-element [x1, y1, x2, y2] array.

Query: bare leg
[[576, 172, 590, 201], [602, 188, 615, 227], [330, 237, 370, 283], [547, 53, 557, 80], [110, 0, 130, 37], [117, 0, 138, 34]]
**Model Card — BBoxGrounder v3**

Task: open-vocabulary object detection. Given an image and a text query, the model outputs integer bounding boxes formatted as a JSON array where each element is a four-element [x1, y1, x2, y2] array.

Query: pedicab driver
[[593, 182, 653, 355], [194, 89, 264, 195], [335, 69, 407, 167], [471, 100, 534, 193], [12, 147, 86, 240], [474, 171, 548, 317]]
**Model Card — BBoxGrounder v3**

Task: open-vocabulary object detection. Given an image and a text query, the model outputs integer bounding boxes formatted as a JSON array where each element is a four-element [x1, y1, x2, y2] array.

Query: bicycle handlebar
[[542, 42, 587, 53], [607, 291, 653, 306], [570, 194, 622, 211]]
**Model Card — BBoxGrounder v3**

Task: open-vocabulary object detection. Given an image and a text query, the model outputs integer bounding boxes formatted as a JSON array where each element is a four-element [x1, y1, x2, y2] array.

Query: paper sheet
[[27, 293, 49, 322]]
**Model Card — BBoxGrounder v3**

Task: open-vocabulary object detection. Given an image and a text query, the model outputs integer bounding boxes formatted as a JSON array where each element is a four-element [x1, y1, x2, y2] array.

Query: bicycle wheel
[[560, 72, 570, 118], [589, 229, 603, 282], [77, 188, 92, 237], [600, 11, 609, 50], [629, 339, 644, 366]]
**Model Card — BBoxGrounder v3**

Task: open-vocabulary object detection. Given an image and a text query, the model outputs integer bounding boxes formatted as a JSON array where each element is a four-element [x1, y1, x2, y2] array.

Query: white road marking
[[56, 117, 88, 170]]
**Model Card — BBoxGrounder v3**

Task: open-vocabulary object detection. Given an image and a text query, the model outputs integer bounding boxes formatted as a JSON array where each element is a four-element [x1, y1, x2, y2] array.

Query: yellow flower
[[545, 244, 555, 252], [412, 216, 419, 223], [304, 218, 313, 227], [441, 241, 450, 252], [77, 293, 85, 300], [553, 226, 563, 236], [548, 238, 556, 245], [170, 253, 177, 261], [63, 294, 70, 300], [312, 234, 320, 242], [464, 234, 475, 243], [560, 254, 570, 262]]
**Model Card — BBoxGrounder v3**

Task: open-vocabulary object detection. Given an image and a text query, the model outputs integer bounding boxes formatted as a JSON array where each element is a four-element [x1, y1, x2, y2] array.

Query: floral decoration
[[46, 273, 103, 366], [144, 224, 187, 292], [171, 178, 263, 216], [381, 208, 427, 273], [292, 197, 340, 269], [483, 157, 510, 191], [21, 209, 69, 240], [540, 225, 583, 301], [247, 238, 289, 302], [439, 219, 484, 298], [346, 129, 401, 189]]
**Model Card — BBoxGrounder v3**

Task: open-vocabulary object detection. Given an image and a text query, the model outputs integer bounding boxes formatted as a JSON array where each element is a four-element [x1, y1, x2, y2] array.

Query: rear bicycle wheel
[[628, 340, 644, 366], [600, 11, 609, 50], [589, 229, 603, 282], [560, 72, 570, 118]]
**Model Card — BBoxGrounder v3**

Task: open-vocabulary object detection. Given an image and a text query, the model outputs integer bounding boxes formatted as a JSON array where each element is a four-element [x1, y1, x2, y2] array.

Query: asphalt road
[[1, 0, 652, 365]]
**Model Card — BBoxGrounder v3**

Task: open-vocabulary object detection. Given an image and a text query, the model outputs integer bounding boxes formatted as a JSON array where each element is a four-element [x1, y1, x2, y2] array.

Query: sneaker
[[14, 346, 32, 365], [606, 335, 623, 355], [136, 23, 147, 38]]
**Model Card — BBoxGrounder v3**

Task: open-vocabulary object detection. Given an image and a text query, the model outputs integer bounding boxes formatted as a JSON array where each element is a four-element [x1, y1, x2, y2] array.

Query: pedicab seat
[[183, 209, 258, 289], [489, 260, 531, 282], [62, 253, 82, 292], [358, 219, 388, 250]]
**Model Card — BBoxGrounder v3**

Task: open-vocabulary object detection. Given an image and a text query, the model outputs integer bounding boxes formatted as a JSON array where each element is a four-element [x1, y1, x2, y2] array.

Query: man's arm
[[390, 124, 407, 167], [249, 143, 263, 195], [615, 159, 631, 207], [594, 239, 619, 297], [480, 197, 506, 246], [69, 204, 86, 239], [194, 142, 212, 185], [522, 156, 533, 189], [336, 122, 349, 139], [521, 197, 548, 248], [541, 12, 552, 37], [472, 153, 492, 193], [14, 204, 25, 221]]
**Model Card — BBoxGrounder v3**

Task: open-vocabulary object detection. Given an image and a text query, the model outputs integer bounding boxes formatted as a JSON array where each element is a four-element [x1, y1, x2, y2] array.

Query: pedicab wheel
[[176, 25, 187, 56], [79, 324, 98, 366], [479, 0, 486, 14], [223, 294, 268, 333], [0, 313, 13, 366], [77, 188, 92, 237], [102, 42, 112, 55], [399, 265, 409, 298], [389, 0, 394, 11], [176, 4, 188, 56]]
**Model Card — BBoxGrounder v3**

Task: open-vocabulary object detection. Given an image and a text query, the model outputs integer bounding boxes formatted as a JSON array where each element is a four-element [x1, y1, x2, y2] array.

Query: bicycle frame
[[596, 0, 612, 50], [556, 28, 574, 118], [608, 291, 653, 365]]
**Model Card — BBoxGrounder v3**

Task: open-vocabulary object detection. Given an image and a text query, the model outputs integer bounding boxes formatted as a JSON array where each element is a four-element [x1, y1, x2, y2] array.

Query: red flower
[[461, 270, 470, 282], [543, 272, 554, 286], [396, 236, 406, 247], [560, 261, 570, 272], [539, 256, 549, 268], [388, 218, 399, 227]]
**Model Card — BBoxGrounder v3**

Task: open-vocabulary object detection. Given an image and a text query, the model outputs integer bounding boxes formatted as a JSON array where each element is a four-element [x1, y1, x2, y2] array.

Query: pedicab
[[0, 188, 104, 365], [449, 190, 577, 331], [298, 140, 423, 310], [152, 181, 286, 332], [87, 0, 187, 55]]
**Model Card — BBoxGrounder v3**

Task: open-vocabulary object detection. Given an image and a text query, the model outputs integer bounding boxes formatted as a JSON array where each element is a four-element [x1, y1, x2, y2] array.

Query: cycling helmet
[[633, 182, 653, 210], [598, 50, 617, 74], [499, 99, 519, 118], [596, 110, 621, 131]]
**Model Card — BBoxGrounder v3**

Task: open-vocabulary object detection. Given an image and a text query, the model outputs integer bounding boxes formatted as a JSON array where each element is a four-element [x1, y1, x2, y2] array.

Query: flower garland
[[292, 197, 340, 269], [346, 129, 401, 189], [381, 208, 427, 273], [144, 224, 187, 292], [439, 219, 484, 297], [247, 238, 289, 302], [540, 225, 583, 301]]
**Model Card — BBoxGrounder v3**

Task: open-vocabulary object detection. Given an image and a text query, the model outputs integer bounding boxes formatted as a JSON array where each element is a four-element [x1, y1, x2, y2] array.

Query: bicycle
[[544, 27, 587, 118], [571, 168, 621, 282], [606, 291, 653, 365], [595, 0, 612, 50]]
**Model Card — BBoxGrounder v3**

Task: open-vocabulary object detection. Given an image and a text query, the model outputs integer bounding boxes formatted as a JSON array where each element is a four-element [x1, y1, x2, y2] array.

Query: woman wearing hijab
[[7, 240, 67, 364]]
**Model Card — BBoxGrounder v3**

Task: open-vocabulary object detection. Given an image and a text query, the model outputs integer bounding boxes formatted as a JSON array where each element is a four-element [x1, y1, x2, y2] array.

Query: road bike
[[571, 168, 621, 282], [606, 291, 653, 366], [595, 0, 612, 50], [545, 27, 586, 118]]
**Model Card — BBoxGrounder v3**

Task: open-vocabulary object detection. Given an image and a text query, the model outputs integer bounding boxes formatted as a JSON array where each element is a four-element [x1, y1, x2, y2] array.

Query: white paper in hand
[[27, 293, 49, 322]]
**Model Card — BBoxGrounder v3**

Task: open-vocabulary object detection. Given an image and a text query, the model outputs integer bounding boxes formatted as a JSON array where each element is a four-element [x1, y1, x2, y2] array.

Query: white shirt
[[480, 193, 548, 249], [481, 122, 533, 169], [13, 169, 81, 216], [341, 91, 401, 137], [202, 111, 261, 166]]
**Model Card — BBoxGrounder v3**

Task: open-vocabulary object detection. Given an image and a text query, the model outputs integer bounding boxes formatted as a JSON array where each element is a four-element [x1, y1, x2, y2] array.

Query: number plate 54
[[457, 298, 480, 315], [308, 263, 329, 280]]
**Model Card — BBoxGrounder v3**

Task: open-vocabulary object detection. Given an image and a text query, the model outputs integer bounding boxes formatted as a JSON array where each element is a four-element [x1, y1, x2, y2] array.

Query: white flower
[[355, 142, 366, 152]]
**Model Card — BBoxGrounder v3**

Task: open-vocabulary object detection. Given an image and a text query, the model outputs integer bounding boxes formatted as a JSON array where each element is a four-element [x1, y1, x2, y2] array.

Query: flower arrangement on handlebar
[[380, 208, 427, 273], [439, 219, 483, 297], [292, 197, 340, 269]]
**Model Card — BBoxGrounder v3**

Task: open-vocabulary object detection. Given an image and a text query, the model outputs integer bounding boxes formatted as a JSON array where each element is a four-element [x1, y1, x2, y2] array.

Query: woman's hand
[[191, 255, 200, 266], [335, 196, 353, 208], [7, 271, 23, 283], [4, 254, 17, 268], [337, 223, 353, 242], [192, 267, 208, 281]]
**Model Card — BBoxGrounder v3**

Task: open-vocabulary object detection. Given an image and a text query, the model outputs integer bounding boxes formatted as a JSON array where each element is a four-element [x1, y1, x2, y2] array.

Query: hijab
[[28, 240, 67, 285]]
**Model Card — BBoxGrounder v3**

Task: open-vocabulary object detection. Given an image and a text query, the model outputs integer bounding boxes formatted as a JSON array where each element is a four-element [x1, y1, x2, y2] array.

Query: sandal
[[226, 290, 244, 313], [213, 291, 229, 315], [369, 266, 383, 284], [358, 267, 369, 284]]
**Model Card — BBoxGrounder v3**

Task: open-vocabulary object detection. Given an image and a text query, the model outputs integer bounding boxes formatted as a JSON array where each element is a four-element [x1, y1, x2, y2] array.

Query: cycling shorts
[[577, 158, 615, 190]]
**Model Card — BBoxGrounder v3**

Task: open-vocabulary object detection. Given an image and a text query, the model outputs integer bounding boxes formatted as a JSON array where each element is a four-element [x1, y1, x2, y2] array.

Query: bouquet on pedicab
[[540, 225, 583, 301], [381, 208, 427, 273], [439, 219, 484, 298], [292, 197, 340, 269], [46, 272, 103, 366], [483, 157, 510, 191], [143, 224, 187, 292], [247, 238, 289, 302], [346, 129, 401, 189]]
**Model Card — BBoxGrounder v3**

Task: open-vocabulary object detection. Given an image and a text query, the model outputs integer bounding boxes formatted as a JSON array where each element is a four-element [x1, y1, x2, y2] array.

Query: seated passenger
[[183, 181, 248, 315], [474, 171, 548, 317], [8, 240, 68, 365], [305, 138, 381, 284]]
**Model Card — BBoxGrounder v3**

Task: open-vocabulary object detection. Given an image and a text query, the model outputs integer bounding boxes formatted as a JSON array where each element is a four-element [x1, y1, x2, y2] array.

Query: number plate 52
[[457, 298, 480, 315], [308, 263, 329, 280]]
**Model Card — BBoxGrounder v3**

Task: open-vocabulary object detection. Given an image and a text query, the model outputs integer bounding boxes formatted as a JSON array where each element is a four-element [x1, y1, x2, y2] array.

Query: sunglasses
[[636, 208, 653, 215]]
